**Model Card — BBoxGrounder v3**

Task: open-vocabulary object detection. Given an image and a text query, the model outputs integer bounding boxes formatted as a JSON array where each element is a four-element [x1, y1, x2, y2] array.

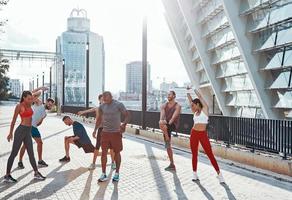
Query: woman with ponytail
[[187, 87, 225, 183], [4, 91, 46, 183]]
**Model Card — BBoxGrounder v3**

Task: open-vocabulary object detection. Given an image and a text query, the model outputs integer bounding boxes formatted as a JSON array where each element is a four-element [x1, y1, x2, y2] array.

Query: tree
[[0, 56, 10, 100]]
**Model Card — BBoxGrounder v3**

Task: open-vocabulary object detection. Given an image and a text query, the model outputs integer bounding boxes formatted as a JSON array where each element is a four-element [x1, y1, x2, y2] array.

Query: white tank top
[[193, 111, 208, 125]]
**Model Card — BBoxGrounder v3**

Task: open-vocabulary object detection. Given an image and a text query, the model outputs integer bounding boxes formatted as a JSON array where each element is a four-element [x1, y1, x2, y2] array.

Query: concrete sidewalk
[[0, 104, 291, 200]]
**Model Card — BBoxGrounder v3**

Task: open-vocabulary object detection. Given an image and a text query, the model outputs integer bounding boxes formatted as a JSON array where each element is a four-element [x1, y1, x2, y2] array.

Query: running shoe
[[18, 161, 25, 169], [98, 173, 108, 182], [34, 172, 46, 180], [38, 160, 49, 167], [192, 172, 199, 181], [4, 175, 17, 183], [217, 172, 225, 184], [59, 156, 70, 162], [88, 163, 96, 170], [112, 173, 120, 182], [164, 164, 176, 171], [111, 162, 116, 170]]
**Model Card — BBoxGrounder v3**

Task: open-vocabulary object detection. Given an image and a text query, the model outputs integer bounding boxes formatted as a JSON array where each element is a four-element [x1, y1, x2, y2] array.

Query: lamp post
[[49, 66, 52, 98], [86, 42, 89, 110], [141, 17, 147, 130], [62, 59, 65, 106], [36, 75, 39, 88], [42, 72, 45, 103]]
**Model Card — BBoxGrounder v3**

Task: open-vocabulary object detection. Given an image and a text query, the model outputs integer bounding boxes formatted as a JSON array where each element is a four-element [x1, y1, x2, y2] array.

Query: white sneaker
[[192, 172, 199, 181], [217, 172, 225, 183], [88, 163, 96, 170]]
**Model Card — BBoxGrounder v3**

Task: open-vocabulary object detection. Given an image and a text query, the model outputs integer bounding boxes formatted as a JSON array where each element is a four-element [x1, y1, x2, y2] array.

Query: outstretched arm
[[31, 86, 48, 95], [77, 108, 96, 116]]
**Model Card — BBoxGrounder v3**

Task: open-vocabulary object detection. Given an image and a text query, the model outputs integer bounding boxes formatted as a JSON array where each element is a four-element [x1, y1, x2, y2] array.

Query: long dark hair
[[192, 98, 203, 109], [20, 91, 32, 103]]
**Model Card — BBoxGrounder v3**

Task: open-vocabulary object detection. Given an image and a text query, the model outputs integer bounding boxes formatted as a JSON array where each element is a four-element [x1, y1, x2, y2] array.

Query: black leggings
[[6, 125, 37, 174]]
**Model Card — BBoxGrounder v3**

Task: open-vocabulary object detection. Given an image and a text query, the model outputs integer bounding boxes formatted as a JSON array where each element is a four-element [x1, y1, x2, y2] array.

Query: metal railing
[[61, 106, 292, 158]]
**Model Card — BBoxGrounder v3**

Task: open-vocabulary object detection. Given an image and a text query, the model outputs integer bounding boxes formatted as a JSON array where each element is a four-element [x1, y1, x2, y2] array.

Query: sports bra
[[19, 105, 33, 119], [193, 111, 208, 125]]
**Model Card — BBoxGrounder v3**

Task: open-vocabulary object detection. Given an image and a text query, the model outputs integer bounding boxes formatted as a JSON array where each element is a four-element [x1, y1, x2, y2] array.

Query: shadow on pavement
[[144, 143, 172, 199], [0, 170, 33, 193], [220, 183, 237, 200], [111, 182, 119, 200], [171, 171, 188, 200], [4, 163, 87, 200], [125, 134, 292, 192], [93, 170, 114, 199], [79, 170, 94, 200], [193, 180, 215, 200]]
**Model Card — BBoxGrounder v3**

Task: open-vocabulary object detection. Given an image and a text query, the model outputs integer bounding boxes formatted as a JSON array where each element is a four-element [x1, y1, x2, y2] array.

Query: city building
[[162, 0, 292, 119], [9, 79, 21, 98], [126, 61, 151, 94], [56, 8, 105, 106], [160, 80, 178, 92]]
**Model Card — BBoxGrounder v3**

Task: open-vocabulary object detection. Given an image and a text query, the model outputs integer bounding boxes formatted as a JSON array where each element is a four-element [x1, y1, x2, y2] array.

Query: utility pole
[[141, 17, 147, 130]]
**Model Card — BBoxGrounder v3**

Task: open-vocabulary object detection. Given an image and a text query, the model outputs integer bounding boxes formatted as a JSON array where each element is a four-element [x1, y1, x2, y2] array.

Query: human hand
[[77, 111, 84, 116], [120, 124, 126, 133], [92, 131, 97, 138], [7, 133, 13, 142]]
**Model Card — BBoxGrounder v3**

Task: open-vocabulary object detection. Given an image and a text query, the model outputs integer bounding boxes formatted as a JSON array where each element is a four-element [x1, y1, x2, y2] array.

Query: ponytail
[[20, 91, 32, 103]]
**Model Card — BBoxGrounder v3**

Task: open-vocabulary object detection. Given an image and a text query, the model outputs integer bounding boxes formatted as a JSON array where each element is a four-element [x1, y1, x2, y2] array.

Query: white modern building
[[126, 61, 151, 94], [9, 79, 21, 98], [56, 8, 105, 106], [162, 0, 292, 119]]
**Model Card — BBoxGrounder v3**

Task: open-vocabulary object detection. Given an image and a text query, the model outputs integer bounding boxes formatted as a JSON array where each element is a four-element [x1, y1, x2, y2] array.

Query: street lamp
[[141, 17, 147, 130], [42, 72, 45, 103], [86, 42, 89, 109]]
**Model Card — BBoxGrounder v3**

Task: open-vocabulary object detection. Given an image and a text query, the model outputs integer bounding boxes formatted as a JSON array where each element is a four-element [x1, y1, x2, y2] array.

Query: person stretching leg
[[159, 91, 181, 171], [18, 87, 55, 168], [59, 116, 95, 162], [77, 94, 115, 170], [96, 91, 129, 183], [187, 87, 225, 183], [4, 91, 46, 183]]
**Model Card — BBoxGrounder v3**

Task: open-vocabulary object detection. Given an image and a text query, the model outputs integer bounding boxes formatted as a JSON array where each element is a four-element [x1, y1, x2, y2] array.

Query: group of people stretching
[[3, 87, 224, 184]]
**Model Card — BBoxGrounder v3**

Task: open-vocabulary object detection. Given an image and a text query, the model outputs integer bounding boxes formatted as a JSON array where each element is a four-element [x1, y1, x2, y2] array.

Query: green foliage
[[0, 57, 10, 100]]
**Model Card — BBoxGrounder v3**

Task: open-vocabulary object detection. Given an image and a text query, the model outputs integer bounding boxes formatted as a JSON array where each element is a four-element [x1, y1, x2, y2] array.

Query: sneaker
[[4, 175, 17, 183], [112, 173, 120, 182], [18, 161, 25, 169], [59, 156, 70, 162], [98, 173, 108, 182], [217, 172, 225, 183], [34, 172, 46, 180], [38, 160, 49, 167], [164, 164, 176, 171], [192, 172, 199, 181], [111, 162, 116, 170], [88, 163, 96, 170]]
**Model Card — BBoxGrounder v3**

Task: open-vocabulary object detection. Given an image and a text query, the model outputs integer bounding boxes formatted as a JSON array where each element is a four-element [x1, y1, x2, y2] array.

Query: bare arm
[[169, 104, 181, 125], [7, 105, 20, 141], [93, 108, 102, 132], [121, 110, 130, 125], [77, 108, 96, 116], [194, 89, 209, 115], [160, 104, 166, 121], [31, 86, 48, 95], [187, 93, 193, 106]]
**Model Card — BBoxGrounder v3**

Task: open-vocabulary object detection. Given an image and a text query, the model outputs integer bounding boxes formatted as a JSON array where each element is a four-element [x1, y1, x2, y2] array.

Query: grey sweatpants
[[6, 125, 37, 174]]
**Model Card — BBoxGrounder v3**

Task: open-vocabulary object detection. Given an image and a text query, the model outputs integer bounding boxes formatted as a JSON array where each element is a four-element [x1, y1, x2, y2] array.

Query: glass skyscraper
[[56, 8, 105, 107]]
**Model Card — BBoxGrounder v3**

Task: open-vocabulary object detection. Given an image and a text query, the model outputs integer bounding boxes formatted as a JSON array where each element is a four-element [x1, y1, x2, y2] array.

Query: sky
[[0, 0, 190, 92]]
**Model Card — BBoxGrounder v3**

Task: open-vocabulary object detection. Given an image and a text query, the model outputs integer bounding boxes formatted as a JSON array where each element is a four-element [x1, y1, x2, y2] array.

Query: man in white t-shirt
[[17, 87, 55, 169]]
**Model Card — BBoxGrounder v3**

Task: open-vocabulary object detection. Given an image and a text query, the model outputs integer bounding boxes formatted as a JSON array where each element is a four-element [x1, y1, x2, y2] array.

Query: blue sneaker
[[111, 162, 116, 170], [98, 173, 108, 182], [112, 173, 120, 182]]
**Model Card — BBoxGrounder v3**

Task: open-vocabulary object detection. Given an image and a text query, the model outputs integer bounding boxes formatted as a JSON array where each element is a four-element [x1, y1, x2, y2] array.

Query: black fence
[[61, 106, 292, 158]]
